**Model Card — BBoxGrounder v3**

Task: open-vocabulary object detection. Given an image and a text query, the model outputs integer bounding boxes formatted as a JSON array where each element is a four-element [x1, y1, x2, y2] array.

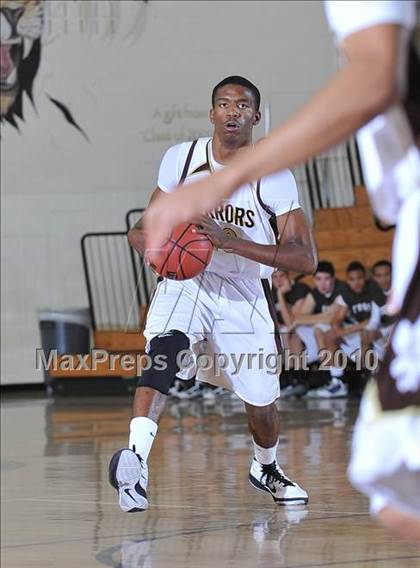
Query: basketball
[[146, 222, 214, 280]]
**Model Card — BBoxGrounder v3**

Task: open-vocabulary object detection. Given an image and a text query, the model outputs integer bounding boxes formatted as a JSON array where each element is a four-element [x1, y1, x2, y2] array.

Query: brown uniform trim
[[256, 180, 279, 240], [378, 251, 420, 411], [179, 139, 198, 184], [261, 278, 282, 354], [180, 139, 212, 182], [191, 162, 211, 175]]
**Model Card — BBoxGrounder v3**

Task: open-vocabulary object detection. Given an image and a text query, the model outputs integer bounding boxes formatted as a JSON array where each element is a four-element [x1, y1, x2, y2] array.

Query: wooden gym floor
[[2, 392, 419, 568]]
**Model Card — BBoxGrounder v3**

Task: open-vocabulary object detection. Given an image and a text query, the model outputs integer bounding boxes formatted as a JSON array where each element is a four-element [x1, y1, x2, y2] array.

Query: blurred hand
[[144, 169, 237, 252]]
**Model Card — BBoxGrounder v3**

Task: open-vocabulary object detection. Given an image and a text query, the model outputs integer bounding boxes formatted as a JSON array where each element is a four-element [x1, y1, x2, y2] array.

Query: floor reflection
[[2, 393, 418, 568], [95, 505, 311, 568]]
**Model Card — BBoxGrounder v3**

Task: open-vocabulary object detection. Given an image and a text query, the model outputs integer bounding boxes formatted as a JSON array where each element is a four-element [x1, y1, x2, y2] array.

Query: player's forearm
[[336, 321, 368, 337], [293, 312, 330, 326], [220, 61, 397, 193], [128, 227, 146, 256], [223, 239, 315, 274]]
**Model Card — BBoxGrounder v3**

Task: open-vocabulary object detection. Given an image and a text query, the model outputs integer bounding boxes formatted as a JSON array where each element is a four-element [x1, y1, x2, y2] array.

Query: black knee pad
[[137, 330, 190, 394]]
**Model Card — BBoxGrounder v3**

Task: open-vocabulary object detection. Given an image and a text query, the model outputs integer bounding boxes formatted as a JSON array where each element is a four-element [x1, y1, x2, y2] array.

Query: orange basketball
[[147, 223, 214, 280]]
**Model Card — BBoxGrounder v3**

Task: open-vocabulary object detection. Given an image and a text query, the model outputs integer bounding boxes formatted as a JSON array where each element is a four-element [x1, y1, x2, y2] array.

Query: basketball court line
[[0, 495, 369, 516], [1, 512, 374, 550], [277, 558, 420, 568]]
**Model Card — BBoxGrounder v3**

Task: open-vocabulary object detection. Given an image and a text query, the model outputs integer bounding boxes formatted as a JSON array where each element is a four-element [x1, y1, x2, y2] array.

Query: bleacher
[[302, 185, 393, 286]]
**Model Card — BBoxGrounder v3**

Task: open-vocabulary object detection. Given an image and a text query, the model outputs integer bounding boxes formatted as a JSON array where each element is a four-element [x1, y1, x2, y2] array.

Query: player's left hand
[[192, 215, 230, 250]]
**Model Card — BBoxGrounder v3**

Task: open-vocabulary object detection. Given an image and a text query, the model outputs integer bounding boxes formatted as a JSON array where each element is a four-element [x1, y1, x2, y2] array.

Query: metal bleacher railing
[[293, 136, 364, 222], [125, 208, 157, 305], [81, 216, 156, 333]]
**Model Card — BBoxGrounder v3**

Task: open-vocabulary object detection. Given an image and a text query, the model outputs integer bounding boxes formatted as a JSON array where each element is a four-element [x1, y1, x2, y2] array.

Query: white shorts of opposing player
[[348, 381, 420, 518], [144, 272, 280, 406]]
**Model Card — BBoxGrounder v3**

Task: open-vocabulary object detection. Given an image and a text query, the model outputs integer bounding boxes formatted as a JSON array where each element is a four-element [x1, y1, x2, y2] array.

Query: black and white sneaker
[[109, 449, 149, 512], [249, 458, 308, 505]]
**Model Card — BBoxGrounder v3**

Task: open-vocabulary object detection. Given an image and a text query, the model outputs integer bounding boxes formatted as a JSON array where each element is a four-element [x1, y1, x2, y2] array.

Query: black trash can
[[38, 308, 91, 386]]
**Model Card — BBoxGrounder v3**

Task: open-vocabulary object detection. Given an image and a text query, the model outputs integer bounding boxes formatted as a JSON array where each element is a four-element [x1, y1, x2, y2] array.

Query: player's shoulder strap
[[179, 139, 213, 184], [256, 179, 275, 217], [256, 179, 279, 240], [179, 139, 198, 184]]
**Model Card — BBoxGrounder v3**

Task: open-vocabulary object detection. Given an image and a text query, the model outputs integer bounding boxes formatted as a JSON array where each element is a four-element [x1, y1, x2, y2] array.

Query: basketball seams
[[178, 245, 205, 274], [153, 223, 213, 280], [159, 239, 178, 275], [159, 223, 194, 275], [174, 237, 213, 265]]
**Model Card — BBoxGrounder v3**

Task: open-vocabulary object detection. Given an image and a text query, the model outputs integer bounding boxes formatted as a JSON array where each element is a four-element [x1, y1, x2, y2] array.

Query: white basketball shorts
[[144, 272, 280, 406]]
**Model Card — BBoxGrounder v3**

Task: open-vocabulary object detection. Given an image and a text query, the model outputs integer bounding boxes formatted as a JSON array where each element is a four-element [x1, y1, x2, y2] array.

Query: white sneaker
[[177, 383, 204, 400], [202, 386, 229, 400], [305, 377, 348, 399], [282, 383, 307, 399], [109, 449, 149, 512], [249, 458, 308, 505], [169, 381, 203, 400], [168, 379, 183, 398]]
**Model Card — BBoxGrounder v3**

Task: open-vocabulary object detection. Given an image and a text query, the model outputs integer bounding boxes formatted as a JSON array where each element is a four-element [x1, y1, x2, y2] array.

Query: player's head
[[272, 270, 291, 292], [210, 76, 261, 147], [371, 259, 392, 292], [314, 261, 335, 295], [346, 261, 366, 294]]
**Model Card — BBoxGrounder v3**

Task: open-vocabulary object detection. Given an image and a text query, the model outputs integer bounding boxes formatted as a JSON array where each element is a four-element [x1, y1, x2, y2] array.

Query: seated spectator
[[289, 261, 346, 366], [371, 259, 392, 296], [271, 270, 310, 353], [368, 259, 395, 357], [271, 270, 311, 397]]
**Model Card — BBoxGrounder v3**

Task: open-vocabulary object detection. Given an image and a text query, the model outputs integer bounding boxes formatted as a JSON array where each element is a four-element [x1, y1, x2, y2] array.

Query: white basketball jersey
[[157, 137, 301, 279], [325, 0, 420, 225]]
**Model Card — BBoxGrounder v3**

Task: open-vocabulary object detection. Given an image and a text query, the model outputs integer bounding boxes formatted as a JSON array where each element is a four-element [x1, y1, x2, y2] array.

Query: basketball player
[[109, 76, 317, 512], [144, 1, 420, 539]]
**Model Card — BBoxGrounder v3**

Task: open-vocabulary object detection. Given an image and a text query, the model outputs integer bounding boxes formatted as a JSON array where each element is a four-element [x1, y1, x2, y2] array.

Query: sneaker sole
[[249, 474, 309, 505], [306, 393, 348, 399], [109, 449, 148, 512]]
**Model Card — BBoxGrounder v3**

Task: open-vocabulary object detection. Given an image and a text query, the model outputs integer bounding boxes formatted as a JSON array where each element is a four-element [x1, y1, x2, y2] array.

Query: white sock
[[330, 367, 344, 379], [253, 439, 279, 465], [129, 417, 158, 462]]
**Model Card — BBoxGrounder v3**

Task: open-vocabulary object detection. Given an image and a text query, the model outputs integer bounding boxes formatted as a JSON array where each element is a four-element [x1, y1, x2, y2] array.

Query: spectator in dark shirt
[[368, 260, 395, 357], [289, 261, 346, 364], [306, 262, 386, 398], [271, 270, 310, 327], [271, 270, 311, 396], [371, 260, 392, 296]]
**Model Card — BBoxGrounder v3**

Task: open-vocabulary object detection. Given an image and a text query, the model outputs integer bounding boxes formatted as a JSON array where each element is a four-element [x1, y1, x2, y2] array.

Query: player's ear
[[253, 111, 261, 125], [209, 108, 215, 124]]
